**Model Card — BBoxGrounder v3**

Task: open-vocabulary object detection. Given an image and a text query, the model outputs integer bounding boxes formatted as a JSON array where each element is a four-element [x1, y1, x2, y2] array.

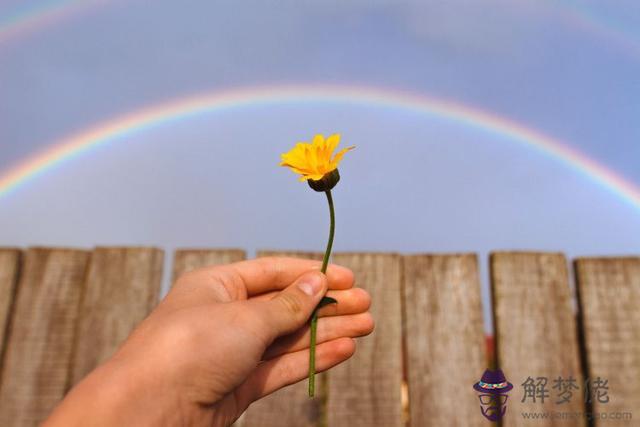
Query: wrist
[[45, 354, 210, 427]]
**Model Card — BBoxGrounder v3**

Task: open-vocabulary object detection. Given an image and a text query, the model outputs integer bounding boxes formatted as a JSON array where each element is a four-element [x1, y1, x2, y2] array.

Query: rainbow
[[1, 84, 639, 212], [2, 0, 640, 61], [557, 2, 640, 57], [0, 0, 96, 44]]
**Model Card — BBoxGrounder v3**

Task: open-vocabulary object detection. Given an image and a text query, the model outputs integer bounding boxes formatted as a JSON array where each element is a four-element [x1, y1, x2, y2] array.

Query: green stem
[[309, 190, 335, 397], [321, 190, 335, 274]]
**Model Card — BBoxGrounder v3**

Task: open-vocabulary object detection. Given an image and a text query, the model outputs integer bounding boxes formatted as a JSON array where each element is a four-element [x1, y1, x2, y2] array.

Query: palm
[[150, 257, 373, 425]]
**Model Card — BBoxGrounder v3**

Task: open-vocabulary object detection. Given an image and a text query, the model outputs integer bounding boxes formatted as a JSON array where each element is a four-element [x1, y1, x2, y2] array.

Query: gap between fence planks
[[70, 247, 163, 385], [491, 252, 585, 427], [171, 250, 405, 427], [327, 253, 404, 427], [403, 254, 488, 427], [0, 248, 90, 427], [575, 257, 640, 426], [0, 249, 21, 371], [171, 249, 326, 427], [241, 251, 325, 427], [0, 247, 637, 427]]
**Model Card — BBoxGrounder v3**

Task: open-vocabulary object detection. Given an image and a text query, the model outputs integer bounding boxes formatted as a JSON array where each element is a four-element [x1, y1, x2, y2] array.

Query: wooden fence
[[0, 247, 638, 426]]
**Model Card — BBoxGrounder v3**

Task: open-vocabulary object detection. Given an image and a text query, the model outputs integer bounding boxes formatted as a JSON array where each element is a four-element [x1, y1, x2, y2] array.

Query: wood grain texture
[[0, 249, 21, 366], [70, 247, 163, 384], [403, 254, 488, 427], [575, 257, 640, 425], [0, 248, 89, 427], [172, 249, 246, 282], [327, 253, 403, 427], [241, 250, 324, 427], [491, 252, 585, 427]]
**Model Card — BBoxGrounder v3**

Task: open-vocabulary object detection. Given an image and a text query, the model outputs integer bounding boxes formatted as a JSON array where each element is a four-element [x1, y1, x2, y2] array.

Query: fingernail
[[298, 273, 323, 296]]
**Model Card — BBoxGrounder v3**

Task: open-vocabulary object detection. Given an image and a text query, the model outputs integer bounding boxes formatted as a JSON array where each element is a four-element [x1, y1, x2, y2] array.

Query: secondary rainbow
[[557, 1, 640, 57], [0, 0, 96, 44], [2, 1, 640, 60], [1, 84, 639, 212]]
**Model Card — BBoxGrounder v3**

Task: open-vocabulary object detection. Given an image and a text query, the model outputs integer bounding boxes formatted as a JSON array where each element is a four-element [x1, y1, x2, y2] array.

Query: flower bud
[[308, 169, 340, 192]]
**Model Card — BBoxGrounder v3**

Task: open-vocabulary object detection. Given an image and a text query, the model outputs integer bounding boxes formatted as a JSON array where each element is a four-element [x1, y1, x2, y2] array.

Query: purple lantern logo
[[473, 369, 513, 422]]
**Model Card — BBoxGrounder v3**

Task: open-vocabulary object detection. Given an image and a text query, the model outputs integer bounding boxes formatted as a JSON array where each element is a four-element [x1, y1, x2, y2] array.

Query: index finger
[[201, 257, 354, 297]]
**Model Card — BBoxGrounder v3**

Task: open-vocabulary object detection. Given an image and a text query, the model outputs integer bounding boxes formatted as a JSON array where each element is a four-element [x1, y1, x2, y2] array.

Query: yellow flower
[[280, 134, 355, 182]]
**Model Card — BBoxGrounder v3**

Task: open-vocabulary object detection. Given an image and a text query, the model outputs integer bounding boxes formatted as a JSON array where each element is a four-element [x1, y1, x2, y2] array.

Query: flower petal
[[280, 134, 351, 183], [325, 134, 341, 157], [281, 162, 312, 175], [280, 142, 309, 168], [331, 145, 355, 167], [312, 134, 325, 148]]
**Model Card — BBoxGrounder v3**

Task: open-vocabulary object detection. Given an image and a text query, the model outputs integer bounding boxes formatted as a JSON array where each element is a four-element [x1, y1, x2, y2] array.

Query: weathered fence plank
[[0, 249, 21, 365], [242, 250, 324, 427], [575, 257, 640, 425], [172, 249, 246, 282], [70, 247, 163, 385], [327, 253, 403, 427], [403, 254, 488, 427], [491, 252, 585, 427], [0, 248, 89, 427], [0, 245, 635, 427]]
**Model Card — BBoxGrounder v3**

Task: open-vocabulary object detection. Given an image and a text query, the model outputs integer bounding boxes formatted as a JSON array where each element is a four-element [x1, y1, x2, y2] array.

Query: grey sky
[[1, 0, 639, 332]]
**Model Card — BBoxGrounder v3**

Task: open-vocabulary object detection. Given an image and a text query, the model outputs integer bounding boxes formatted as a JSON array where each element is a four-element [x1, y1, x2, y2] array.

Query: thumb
[[258, 270, 328, 342]]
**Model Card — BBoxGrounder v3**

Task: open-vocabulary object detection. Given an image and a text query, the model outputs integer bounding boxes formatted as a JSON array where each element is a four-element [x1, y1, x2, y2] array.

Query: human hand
[[44, 257, 373, 427]]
